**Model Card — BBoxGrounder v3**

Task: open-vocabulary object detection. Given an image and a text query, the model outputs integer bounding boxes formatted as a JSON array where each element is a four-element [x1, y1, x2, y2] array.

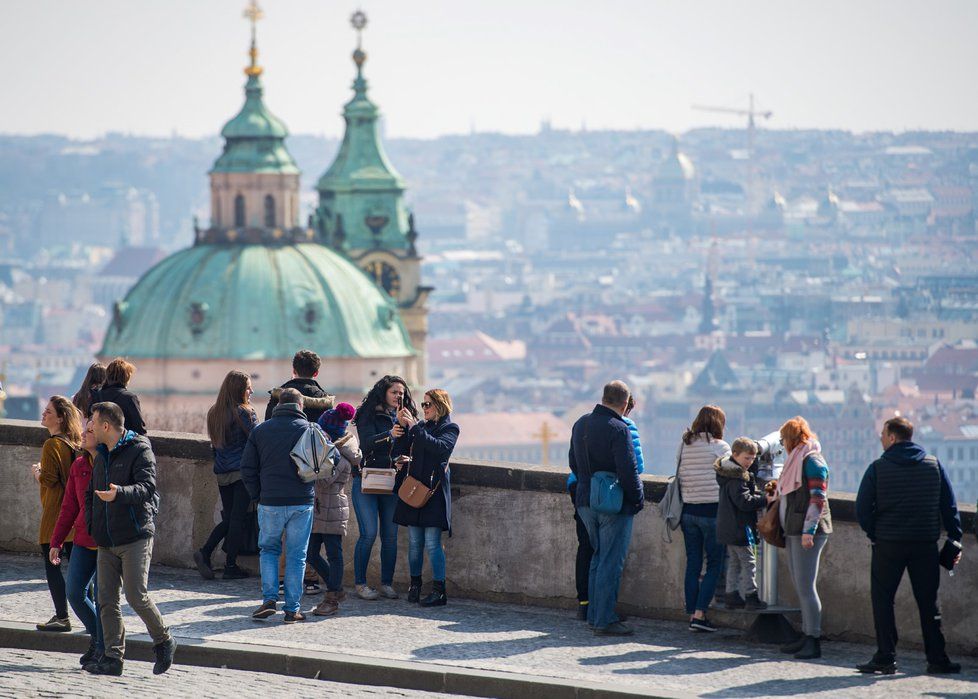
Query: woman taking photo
[[773, 416, 831, 660], [393, 389, 459, 607], [49, 419, 103, 666], [33, 395, 82, 632], [352, 375, 417, 600], [194, 371, 258, 580], [72, 363, 105, 419], [677, 405, 730, 632]]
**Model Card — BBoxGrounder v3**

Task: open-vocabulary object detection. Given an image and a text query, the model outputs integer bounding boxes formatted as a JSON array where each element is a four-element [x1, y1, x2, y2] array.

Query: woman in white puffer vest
[[676, 405, 731, 632]]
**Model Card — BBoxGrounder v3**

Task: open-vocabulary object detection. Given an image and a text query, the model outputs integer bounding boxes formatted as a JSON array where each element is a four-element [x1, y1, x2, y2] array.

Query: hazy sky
[[4, 1, 978, 140]]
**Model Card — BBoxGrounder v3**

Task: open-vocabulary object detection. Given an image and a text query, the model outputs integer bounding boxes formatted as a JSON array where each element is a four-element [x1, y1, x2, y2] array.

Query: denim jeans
[[351, 478, 398, 585], [680, 512, 726, 615], [258, 504, 314, 613], [65, 546, 102, 651], [407, 526, 446, 581], [577, 505, 634, 629], [306, 533, 344, 592]]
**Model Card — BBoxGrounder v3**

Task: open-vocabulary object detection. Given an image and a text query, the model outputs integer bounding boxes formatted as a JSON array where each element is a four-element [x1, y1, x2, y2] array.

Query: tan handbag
[[757, 498, 785, 548], [361, 467, 397, 495], [397, 473, 440, 509]]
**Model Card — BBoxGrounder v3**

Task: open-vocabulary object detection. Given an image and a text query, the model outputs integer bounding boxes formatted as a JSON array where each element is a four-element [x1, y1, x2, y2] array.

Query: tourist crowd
[[26, 356, 966, 678]]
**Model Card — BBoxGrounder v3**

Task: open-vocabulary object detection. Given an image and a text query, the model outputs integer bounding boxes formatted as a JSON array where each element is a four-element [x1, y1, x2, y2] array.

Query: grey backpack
[[291, 424, 340, 483], [660, 443, 684, 542]]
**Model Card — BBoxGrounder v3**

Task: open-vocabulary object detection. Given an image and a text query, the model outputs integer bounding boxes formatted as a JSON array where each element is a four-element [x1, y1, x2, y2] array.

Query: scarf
[[777, 439, 821, 498]]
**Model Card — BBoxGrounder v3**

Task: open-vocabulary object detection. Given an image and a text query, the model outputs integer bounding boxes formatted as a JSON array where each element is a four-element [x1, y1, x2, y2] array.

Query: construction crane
[[692, 94, 773, 214]]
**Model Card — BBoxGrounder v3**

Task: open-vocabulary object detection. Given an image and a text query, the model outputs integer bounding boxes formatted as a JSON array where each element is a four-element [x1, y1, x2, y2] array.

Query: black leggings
[[574, 510, 594, 603], [41, 542, 72, 619], [202, 480, 251, 568]]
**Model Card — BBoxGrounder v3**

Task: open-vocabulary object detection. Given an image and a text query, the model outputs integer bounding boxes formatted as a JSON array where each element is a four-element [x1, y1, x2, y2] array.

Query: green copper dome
[[100, 243, 414, 360], [212, 74, 299, 174]]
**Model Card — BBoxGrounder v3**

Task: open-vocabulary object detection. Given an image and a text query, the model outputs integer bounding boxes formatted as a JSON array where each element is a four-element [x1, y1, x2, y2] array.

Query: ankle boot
[[744, 593, 768, 610], [780, 634, 807, 654], [408, 576, 422, 603], [794, 635, 821, 660], [420, 580, 447, 607]]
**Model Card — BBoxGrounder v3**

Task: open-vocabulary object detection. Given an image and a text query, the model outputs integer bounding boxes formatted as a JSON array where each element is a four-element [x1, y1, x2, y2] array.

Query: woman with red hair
[[773, 416, 832, 659]]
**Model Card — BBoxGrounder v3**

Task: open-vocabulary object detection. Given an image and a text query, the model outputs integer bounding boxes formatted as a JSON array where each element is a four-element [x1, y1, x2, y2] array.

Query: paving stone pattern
[[1, 553, 977, 697]]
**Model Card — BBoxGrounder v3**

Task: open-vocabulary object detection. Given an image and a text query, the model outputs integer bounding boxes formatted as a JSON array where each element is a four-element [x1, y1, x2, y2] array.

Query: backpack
[[290, 424, 339, 483]]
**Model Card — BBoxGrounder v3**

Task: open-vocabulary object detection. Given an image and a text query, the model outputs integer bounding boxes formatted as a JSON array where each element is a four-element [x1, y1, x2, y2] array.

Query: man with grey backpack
[[242, 388, 332, 623], [569, 380, 644, 636]]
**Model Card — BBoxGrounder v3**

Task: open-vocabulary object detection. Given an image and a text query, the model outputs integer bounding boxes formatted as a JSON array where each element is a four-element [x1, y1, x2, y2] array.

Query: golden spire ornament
[[243, 0, 264, 76]]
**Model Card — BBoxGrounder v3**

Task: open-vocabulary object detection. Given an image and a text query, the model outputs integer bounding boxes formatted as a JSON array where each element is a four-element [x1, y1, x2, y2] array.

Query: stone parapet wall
[[2, 419, 975, 655]]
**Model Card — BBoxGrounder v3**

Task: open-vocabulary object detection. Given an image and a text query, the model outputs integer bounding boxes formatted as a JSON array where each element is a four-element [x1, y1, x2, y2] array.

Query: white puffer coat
[[676, 434, 731, 505]]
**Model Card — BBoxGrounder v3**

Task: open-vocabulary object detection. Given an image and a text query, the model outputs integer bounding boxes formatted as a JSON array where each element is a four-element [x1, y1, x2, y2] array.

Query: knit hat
[[318, 402, 356, 440]]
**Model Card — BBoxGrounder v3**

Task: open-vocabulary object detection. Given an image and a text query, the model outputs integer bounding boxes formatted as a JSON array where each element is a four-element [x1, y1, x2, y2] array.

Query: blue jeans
[[577, 505, 634, 629], [306, 533, 344, 592], [66, 546, 102, 651], [351, 478, 398, 585], [408, 526, 446, 581], [258, 504, 314, 613], [680, 512, 727, 615]]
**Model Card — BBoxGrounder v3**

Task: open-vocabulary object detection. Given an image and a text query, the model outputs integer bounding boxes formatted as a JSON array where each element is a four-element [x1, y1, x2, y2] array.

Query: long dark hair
[[682, 405, 726, 445], [354, 375, 417, 423], [207, 370, 252, 448], [73, 362, 106, 418]]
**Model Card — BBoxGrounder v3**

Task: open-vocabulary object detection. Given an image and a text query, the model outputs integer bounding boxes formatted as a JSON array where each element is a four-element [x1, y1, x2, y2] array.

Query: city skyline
[[4, 0, 978, 140]]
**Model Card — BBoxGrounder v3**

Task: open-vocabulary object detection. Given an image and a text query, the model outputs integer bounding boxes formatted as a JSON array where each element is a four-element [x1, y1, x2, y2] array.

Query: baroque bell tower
[[313, 11, 430, 382]]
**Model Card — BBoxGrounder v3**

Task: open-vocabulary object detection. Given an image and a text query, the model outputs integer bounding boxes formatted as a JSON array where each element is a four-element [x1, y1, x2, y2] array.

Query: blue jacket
[[393, 415, 460, 533], [568, 414, 644, 494], [856, 440, 962, 543], [241, 404, 314, 506], [568, 404, 644, 515], [213, 406, 258, 475]]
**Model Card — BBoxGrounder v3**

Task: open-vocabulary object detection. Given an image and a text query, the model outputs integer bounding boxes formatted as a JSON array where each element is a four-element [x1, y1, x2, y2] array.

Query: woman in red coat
[[50, 419, 103, 667]]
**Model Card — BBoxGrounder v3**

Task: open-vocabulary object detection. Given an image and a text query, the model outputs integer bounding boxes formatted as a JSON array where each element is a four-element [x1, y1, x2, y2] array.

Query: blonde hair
[[424, 389, 453, 419]]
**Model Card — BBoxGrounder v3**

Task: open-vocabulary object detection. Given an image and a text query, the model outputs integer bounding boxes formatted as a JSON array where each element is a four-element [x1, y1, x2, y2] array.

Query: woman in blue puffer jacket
[[567, 395, 644, 619]]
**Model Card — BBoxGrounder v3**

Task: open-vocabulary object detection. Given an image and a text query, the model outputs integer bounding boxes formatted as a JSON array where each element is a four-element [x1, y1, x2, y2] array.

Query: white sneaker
[[380, 585, 399, 599], [356, 584, 380, 600]]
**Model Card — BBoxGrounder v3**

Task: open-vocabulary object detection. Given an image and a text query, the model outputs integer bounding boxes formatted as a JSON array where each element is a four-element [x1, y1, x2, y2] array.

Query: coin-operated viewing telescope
[[754, 430, 785, 483]]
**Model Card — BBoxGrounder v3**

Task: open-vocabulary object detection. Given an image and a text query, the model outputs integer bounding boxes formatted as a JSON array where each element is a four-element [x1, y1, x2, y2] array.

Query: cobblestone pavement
[[0, 648, 463, 698], [1, 553, 977, 697]]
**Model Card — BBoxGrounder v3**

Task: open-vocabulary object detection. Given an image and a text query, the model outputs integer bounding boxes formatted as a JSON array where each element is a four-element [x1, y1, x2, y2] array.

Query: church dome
[[656, 137, 695, 182], [100, 242, 415, 360]]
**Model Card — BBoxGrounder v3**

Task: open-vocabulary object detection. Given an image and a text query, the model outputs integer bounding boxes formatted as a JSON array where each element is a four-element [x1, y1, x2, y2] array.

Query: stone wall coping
[[3, 419, 973, 529]]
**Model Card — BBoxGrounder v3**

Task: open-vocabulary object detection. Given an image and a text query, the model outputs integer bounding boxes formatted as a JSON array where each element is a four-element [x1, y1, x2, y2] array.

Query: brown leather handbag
[[398, 472, 441, 509], [757, 499, 785, 548]]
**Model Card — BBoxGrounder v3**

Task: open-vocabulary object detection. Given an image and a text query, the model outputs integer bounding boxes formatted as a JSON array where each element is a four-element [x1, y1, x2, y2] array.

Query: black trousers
[[41, 542, 73, 619], [574, 510, 594, 603], [871, 540, 949, 664], [202, 480, 251, 568]]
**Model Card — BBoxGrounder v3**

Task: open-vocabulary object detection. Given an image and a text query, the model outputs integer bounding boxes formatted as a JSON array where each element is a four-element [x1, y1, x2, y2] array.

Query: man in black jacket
[[264, 349, 332, 422], [569, 380, 643, 636], [242, 389, 316, 623], [85, 402, 174, 677], [855, 416, 963, 675]]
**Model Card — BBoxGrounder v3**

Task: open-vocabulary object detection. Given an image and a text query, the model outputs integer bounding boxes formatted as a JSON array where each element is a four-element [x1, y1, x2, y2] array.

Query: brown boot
[[313, 591, 339, 616]]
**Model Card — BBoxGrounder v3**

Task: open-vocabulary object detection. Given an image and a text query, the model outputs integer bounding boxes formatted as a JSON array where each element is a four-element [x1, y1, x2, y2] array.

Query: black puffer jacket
[[715, 457, 765, 546], [85, 432, 159, 547]]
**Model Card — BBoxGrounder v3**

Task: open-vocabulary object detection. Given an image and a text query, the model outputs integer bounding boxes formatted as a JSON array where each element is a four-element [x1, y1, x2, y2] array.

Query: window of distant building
[[264, 195, 275, 228], [234, 194, 246, 227], [958, 447, 964, 461]]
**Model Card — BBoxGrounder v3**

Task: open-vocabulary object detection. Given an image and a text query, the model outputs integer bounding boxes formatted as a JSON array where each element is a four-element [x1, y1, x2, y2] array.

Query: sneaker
[[251, 600, 277, 620], [283, 610, 306, 624], [193, 550, 214, 580], [304, 582, 322, 595], [86, 656, 123, 676], [926, 661, 961, 675], [36, 615, 70, 632], [594, 621, 634, 636], [152, 637, 177, 675], [222, 565, 250, 580], [689, 617, 718, 633], [79, 638, 99, 666], [380, 584, 399, 599], [356, 584, 380, 600]]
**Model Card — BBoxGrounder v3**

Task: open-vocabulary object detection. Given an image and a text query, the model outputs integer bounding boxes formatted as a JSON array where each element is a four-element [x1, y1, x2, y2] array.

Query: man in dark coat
[[569, 380, 644, 636], [242, 389, 316, 623], [264, 349, 333, 423], [855, 416, 963, 676]]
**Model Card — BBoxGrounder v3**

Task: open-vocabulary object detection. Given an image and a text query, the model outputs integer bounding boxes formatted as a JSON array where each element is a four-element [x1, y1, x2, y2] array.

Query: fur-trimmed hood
[[715, 456, 749, 481], [269, 387, 335, 411]]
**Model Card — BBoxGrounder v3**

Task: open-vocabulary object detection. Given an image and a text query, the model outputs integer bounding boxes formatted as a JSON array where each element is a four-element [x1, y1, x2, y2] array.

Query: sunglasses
[[421, 402, 432, 409]]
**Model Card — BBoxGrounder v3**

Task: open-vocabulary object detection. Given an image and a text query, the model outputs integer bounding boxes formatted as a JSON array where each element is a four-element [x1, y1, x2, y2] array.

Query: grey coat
[[312, 433, 361, 536]]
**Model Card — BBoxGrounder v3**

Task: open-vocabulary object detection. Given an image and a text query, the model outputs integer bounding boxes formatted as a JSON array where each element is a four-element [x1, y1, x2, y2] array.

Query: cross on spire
[[243, 0, 264, 76]]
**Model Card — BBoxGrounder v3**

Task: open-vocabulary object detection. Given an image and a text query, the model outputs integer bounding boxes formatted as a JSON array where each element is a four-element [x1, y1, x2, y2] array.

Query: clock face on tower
[[364, 260, 401, 297]]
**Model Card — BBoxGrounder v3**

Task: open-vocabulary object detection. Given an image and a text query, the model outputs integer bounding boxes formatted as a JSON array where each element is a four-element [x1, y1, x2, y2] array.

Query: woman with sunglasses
[[393, 389, 460, 607]]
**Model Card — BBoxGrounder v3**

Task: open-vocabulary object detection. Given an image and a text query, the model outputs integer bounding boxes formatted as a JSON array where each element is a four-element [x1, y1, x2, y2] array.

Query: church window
[[264, 195, 276, 227], [234, 195, 246, 227]]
